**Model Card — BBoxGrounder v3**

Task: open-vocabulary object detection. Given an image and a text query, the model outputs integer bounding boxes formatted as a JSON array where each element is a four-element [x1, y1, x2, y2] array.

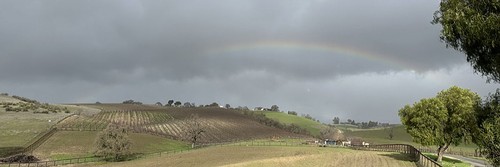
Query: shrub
[[95, 124, 132, 161]]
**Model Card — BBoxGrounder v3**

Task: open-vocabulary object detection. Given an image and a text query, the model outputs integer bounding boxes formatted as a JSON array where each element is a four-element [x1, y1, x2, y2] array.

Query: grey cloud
[[0, 1, 496, 123], [1, 0, 463, 83]]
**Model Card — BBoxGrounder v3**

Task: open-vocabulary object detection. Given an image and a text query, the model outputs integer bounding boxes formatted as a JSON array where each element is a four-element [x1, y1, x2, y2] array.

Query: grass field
[[0, 111, 68, 147], [259, 111, 326, 136], [33, 131, 189, 160], [0, 95, 100, 148], [345, 125, 479, 154], [344, 125, 413, 145], [78, 146, 417, 167]]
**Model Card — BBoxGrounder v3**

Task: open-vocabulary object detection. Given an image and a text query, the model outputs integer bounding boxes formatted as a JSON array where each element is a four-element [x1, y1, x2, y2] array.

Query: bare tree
[[183, 114, 205, 148]]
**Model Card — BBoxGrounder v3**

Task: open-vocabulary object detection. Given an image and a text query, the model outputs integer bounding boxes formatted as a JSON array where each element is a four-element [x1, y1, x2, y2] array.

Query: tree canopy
[[95, 124, 132, 161], [473, 89, 500, 166], [432, 0, 500, 82], [399, 86, 480, 162]]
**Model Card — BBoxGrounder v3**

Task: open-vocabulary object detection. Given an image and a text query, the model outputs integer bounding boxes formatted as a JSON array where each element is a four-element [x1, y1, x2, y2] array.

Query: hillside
[[257, 111, 327, 136], [58, 104, 306, 143], [344, 125, 413, 145], [0, 94, 100, 157]]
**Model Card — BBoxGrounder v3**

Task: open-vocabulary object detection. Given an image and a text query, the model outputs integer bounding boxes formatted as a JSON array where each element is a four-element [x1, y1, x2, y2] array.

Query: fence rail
[[0, 148, 192, 167], [351, 144, 442, 167]]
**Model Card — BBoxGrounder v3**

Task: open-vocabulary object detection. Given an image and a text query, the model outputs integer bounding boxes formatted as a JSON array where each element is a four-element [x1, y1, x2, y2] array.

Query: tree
[[287, 111, 298, 115], [167, 100, 174, 106], [95, 124, 132, 161], [332, 117, 340, 124], [155, 102, 163, 106], [398, 86, 481, 162], [225, 104, 231, 109], [319, 126, 345, 141], [432, 0, 500, 82], [174, 101, 182, 107], [388, 127, 394, 140], [207, 102, 219, 107], [270, 105, 279, 112], [183, 114, 205, 148], [473, 89, 500, 166], [183, 102, 192, 108], [122, 100, 142, 105]]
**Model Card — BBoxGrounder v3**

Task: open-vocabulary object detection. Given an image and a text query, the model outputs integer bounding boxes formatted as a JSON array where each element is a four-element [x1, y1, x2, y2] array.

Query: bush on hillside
[[95, 124, 132, 161]]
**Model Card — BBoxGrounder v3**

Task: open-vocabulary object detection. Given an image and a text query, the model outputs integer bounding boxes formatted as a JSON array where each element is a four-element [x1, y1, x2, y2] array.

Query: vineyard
[[57, 104, 304, 143]]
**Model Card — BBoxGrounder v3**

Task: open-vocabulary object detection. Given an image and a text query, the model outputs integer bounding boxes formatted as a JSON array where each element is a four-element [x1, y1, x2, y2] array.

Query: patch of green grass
[[0, 113, 64, 147], [230, 138, 310, 147], [424, 154, 471, 167], [344, 125, 413, 144], [33, 131, 190, 160], [34, 131, 98, 160], [0, 121, 50, 146], [129, 133, 190, 154], [259, 111, 326, 136]]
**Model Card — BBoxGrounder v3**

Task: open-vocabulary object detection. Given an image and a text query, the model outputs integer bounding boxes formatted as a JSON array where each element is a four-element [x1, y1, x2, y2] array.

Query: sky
[[0, 0, 498, 123]]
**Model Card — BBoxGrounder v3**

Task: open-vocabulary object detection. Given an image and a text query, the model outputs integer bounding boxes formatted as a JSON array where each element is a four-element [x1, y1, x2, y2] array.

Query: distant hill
[[257, 111, 327, 136], [0, 94, 22, 103], [344, 125, 413, 145]]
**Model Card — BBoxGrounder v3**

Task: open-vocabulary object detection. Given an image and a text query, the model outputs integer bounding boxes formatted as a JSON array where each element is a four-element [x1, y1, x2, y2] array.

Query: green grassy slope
[[344, 125, 413, 144], [259, 111, 326, 136], [33, 131, 189, 160]]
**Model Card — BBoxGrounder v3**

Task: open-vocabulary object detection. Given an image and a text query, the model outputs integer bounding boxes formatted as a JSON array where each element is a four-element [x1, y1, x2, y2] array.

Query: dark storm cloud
[[0, 0, 462, 83], [0, 0, 494, 123]]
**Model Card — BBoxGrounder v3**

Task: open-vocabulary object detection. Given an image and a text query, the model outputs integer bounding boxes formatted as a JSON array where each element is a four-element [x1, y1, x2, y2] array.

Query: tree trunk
[[191, 143, 195, 148], [436, 144, 449, 162]]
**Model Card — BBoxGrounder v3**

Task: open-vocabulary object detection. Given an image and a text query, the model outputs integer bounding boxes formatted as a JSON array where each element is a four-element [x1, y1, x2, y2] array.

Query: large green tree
[[473, 90, 500, 166], [399, 86, 480, 162], [432, 0, 500, 82], [95, 124, 132, 161]]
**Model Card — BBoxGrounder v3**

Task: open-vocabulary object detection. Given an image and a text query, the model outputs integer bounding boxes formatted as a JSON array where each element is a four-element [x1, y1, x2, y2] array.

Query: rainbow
[[205, 40, 414, 70]]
